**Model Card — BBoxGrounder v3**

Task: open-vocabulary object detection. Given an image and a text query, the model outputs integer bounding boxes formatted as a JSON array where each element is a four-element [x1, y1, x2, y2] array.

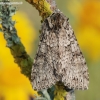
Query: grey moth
[[31, 11, 89, 91]]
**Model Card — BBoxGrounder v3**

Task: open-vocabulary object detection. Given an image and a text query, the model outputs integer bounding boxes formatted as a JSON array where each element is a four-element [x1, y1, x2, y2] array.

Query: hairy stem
[[0, 0, 33, 80]]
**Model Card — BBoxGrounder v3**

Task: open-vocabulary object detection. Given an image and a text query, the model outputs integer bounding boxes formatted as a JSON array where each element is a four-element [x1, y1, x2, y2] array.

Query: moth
[[31, 11, 89, 91]]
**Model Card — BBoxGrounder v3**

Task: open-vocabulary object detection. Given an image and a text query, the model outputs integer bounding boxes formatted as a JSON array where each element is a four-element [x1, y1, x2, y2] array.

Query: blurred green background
[[0, 0, 100, 100]]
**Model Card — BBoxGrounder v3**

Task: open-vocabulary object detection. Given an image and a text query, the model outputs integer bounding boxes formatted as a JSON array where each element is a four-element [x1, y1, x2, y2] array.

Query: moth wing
[[31, 23, 58, 91], [58, 19, 89, 90]]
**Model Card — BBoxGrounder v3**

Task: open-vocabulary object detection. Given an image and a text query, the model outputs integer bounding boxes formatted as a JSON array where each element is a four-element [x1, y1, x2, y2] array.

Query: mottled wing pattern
[[31, 19, 59, 90], [58, 22, 89, 90], [31, 12, 89, 91]]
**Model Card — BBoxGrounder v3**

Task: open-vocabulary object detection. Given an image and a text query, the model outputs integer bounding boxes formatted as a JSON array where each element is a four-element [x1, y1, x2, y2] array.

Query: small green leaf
[[3, 23, 9, 29], [12, 35, 20, 43], [9, 12, 15, 16], [11, 21, 16, 25], [6, 40, 13, 47], [9, 26, 13, 30]]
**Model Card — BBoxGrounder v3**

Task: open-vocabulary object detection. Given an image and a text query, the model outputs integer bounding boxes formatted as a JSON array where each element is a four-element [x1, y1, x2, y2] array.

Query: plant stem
[[25, 0, 53, 20], [0, 0, 33, 80]]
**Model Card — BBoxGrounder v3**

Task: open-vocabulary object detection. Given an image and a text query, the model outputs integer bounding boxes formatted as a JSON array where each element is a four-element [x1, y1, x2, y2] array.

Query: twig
[[25, 0, 53, 20], [0, 0, 33, 80]]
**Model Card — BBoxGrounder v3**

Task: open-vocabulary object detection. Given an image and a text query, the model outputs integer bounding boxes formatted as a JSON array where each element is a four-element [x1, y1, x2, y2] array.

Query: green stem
[[0, 0, 33, 80]]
